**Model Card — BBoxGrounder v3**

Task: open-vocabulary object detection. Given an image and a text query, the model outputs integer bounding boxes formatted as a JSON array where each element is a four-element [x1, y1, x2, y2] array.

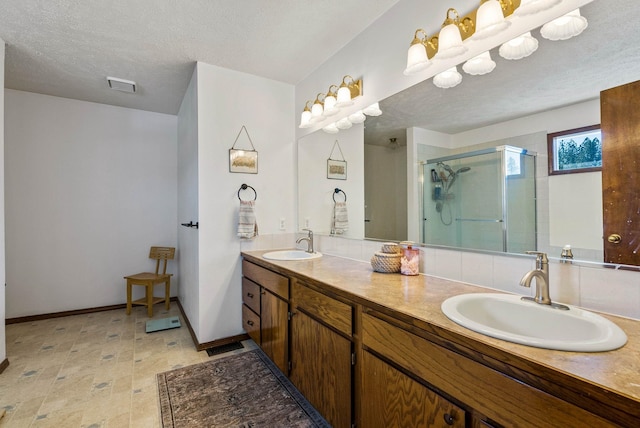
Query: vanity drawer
[[362, 312, 616, 428], [242, 277, 261, 314], [292, 280, 352, 337], [242, 304, 260, 344], [242, 260, 289, 300]]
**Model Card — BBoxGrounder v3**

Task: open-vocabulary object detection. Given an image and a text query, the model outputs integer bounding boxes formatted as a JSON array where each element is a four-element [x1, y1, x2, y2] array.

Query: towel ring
[[333, 188, 347, 202], [238, 184, 257, 201]]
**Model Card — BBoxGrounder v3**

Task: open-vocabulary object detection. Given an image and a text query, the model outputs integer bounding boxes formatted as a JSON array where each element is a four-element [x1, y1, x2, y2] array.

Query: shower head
[[448, 166, 470, 188], [456, 166, 471, 174], [437, 162, 455, 175]]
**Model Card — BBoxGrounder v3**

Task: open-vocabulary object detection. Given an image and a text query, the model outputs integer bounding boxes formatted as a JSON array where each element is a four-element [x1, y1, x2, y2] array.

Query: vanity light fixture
[[335, 117, 353, 130], [299, 101, 313, 129], [540, 8, 588, 41], [433, 66, 463, 89], [462, 51, 496, 75], [403, 29, 434, 75], [336, 75, 363, 107], [322, 122, 340, 134], [348, 110, 367, 124], [435, 8, 471, 60], [499, 31, 539, 60], [472, 0, 511, 40], [309, 93, 325, 123], [363, 102, 383, 116], [323, 85, 340, 116], [513, 0, 561, 17]]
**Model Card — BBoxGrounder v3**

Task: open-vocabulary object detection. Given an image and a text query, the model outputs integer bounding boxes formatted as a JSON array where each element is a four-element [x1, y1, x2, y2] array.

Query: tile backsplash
[[242, 233, 640, 321]]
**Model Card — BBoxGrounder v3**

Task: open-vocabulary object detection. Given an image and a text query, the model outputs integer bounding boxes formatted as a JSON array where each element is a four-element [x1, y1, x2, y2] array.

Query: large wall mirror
[[298, 0, 640, 265]]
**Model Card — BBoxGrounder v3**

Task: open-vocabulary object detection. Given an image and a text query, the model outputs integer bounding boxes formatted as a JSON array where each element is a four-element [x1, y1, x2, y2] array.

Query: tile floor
[[0, 305, 254, 427]]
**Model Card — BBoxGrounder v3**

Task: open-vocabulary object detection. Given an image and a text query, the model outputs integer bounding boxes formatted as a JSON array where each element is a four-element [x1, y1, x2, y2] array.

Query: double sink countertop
[[242, 249, 640, 423]]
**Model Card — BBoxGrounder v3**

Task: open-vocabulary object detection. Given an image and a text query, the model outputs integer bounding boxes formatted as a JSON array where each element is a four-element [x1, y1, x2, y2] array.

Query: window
[[548, 125, 602, 175]]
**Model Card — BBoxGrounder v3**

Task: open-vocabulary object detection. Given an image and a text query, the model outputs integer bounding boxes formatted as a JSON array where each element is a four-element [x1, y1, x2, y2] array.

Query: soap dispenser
[[400, 241, 420, 275]]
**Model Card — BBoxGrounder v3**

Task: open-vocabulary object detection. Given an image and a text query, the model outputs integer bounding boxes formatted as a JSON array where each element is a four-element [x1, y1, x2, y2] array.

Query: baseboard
[[173, 300, 248, 351], [0, 358, 9, 375], [5, 297, 179, 325]]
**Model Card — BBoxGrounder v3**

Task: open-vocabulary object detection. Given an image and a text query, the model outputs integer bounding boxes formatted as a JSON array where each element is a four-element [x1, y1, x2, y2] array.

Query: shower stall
[[422, 145, 536, 253]]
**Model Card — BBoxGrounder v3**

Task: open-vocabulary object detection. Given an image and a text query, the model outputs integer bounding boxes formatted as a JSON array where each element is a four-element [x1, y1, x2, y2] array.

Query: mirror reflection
[[298, 0, 640, 264]]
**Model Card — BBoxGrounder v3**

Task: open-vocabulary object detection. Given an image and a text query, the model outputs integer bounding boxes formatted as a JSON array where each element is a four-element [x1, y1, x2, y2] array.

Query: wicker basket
[[370, 251, 401, 273], [380, 242, 401, 254]]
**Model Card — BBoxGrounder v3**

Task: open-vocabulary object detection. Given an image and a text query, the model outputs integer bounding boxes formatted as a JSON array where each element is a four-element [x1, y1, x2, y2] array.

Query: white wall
[[177, 67, 200, 338], [5, 90, 178, 317], [194, 62, 296, 344], [298, 124, 365, 238], [0, 38, 6, 362]]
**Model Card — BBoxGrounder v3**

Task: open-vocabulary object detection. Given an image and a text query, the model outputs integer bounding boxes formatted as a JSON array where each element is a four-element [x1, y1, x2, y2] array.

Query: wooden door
[[290, 311, 352, 428], [360, 350, 466, 428], [260, 289, 288, 374], [601, 80, 640, 265]]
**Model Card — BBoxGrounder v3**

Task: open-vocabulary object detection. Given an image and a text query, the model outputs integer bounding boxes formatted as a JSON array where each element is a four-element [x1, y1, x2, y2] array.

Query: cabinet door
[[361, 350, 465, 428], [260, 289, 288, 374], [290, 311, 352, 428]]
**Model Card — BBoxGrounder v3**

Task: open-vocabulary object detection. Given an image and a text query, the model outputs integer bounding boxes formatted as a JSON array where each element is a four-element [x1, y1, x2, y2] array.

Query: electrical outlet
[[304, 217, 310, 228], [279, 217, 286, 230]]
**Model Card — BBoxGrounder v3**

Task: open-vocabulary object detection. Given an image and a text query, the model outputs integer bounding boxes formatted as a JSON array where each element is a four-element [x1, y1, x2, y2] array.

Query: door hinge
[[288, 311, 292, 321], [288, 360, 292, 374], [351, 352, 356, 366]]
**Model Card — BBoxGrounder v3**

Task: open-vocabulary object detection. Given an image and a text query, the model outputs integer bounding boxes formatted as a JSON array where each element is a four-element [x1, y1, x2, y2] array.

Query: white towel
[[332, 201, 349, 234], [238, 200, 258, 239]]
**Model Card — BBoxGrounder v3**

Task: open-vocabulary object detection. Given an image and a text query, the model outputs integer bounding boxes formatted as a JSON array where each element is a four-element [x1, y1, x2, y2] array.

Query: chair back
[[149, 246, 176, 275]]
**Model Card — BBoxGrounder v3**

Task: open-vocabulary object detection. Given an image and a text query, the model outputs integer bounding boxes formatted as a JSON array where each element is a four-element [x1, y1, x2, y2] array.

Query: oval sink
[[441, 293, 627, 352], [263, 250, 322, 261]]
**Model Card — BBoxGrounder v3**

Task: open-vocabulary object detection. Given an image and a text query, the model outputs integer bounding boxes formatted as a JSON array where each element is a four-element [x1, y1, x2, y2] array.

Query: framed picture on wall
[[548, 125, 602, 175], [327, 159, 347, 180], [229, 149, 258, 174]]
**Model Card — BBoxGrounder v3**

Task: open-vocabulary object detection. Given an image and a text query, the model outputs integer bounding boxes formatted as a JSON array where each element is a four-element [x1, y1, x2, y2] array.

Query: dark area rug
[[157, 348, 331, 427]]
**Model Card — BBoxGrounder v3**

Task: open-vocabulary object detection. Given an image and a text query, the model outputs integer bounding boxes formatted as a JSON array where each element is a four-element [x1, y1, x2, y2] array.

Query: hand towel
[[332, 201, 349, 235], [238, 200, 258, 239]]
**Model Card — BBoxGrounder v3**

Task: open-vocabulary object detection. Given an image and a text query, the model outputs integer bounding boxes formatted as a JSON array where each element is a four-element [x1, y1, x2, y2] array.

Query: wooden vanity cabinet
[[289, 279, 353, 428], [241, 260, 289, 374], [361, 310, 617, 428]]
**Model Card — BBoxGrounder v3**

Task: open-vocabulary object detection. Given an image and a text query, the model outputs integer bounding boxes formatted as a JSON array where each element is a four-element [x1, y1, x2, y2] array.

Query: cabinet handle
[[247, 292, 254, 298], [443, 413, 454, 425], [247, 320, 254, 326]]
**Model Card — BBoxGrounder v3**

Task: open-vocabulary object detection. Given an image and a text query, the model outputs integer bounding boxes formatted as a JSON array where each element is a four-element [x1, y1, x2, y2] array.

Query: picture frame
[[548, 125, 602, 175], [327, 159, 347, 180], [229, 149, 258, 174]]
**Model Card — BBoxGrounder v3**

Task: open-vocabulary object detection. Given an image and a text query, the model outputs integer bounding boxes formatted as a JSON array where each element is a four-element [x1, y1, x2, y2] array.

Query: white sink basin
[[262, 250, 322, 261], [441, 293, 627, 352]]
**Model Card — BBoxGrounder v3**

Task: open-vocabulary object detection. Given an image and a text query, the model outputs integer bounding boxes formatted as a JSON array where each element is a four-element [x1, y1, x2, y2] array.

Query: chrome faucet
[[296, 229, 314, 253], [519, 251, 569, 310]]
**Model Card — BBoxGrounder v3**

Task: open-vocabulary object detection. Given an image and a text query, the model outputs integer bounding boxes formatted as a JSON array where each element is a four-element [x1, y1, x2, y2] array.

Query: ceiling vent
[[107, 76, 136, 93]]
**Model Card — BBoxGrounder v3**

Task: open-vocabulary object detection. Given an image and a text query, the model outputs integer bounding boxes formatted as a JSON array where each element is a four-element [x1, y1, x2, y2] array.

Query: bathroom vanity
[[241, 250, 640, 428]]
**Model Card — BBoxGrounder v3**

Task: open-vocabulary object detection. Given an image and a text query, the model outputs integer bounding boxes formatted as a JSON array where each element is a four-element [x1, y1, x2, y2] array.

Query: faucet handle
[[526, 251, 548, 265], [302, 228, 313, 236]]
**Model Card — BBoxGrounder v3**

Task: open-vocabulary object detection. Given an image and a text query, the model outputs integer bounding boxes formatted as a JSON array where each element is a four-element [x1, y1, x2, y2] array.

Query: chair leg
[[126, 280, 132, 315], [165, 278, 171, 310], [147, 283, 154, 318]]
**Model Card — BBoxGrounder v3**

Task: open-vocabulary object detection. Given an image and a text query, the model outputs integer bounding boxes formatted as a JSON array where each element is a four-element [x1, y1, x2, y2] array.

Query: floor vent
[[206, 341, 244, 357]]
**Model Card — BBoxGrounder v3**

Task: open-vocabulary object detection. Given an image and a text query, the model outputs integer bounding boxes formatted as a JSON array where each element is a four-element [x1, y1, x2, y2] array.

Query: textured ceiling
[[0, 0, 399, 114], [364, 0, 639, 145]]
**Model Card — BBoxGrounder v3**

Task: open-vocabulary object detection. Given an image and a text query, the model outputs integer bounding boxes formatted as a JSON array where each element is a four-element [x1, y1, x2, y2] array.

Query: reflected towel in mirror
[[238, 200, 258, 239], [332, 201, 349, 234]]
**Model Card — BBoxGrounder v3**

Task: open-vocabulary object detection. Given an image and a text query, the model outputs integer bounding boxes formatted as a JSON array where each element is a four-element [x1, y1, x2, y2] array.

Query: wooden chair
[[125, 246, 175, 317]]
